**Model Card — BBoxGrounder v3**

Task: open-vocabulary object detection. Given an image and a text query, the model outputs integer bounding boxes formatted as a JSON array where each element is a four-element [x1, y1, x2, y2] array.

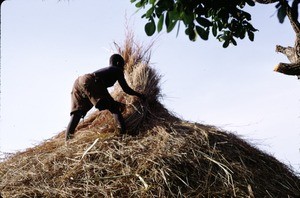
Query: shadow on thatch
[[0, 32, 300, 198]]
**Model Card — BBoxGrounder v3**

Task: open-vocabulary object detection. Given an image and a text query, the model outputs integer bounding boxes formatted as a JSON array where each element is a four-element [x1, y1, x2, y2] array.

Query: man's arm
[[118, 74, 143, 98]]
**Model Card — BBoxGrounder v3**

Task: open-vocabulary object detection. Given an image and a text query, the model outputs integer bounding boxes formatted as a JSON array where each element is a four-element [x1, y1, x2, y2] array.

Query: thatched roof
[[1, 32, 300, 198]]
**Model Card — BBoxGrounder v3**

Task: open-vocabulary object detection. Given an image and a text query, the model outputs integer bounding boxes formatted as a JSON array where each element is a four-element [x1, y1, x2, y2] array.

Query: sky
[[1, 0, 300, 172]]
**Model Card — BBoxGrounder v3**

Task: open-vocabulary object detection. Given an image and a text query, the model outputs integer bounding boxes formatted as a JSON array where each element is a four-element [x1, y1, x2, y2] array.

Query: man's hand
[[118, 102, 126, 112], [110, 101, 126, 113], [138, 93, 146, 101]]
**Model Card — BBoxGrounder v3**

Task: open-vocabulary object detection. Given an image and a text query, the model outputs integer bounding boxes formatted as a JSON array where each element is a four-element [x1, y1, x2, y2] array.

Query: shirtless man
[[66, 54, 144, 140]]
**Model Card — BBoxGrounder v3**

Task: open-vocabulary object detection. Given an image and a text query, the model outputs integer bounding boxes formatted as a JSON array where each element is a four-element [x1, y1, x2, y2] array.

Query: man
[[66, 54, 144, 140]]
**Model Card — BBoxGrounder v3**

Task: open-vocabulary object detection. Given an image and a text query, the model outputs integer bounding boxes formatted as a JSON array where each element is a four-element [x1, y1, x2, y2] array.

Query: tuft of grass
[[0, 31, 300, 198]]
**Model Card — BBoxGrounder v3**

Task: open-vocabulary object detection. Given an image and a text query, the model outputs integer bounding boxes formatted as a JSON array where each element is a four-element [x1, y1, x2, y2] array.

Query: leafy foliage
[[131, 0, 257, 47], [275, 0, 300, 24]]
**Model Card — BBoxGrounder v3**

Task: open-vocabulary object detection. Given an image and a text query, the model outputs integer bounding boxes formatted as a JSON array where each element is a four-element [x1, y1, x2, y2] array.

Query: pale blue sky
[[1, 0, 300, 172]]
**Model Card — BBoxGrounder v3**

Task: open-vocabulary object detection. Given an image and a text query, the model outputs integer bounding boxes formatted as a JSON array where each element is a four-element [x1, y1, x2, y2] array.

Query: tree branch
[[274, 62, 300, 76]]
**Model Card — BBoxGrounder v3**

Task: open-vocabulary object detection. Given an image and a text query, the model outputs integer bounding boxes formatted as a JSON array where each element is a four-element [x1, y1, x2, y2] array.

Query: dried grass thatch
[[1, 32, 300, 198]]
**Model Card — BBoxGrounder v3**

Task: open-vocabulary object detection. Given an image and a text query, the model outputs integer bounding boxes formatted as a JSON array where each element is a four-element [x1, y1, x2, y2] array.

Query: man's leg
[[113, 111, 126, 134], [109, 101, 126, 134], [95, 98, 126, 134], [66, 111, 84, 140]]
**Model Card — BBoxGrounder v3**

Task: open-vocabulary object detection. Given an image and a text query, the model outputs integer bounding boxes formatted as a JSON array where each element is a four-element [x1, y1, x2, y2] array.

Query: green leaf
[[188, 29, 196, 41], [168, 10, 180, 21], [246, 0, 255, 7], [212, 23, 217, 36], [165, 11, 170, 29], [223, 39, 230, 48], [277, 5, 286, 24], [135, 1, 143, 8], [182, 12, 194, 25], [149, 0, 156, 4], [217, 20, 223, 31], [167, 21, 177, 33], [231, 38, 237, 46], [207, 8, 214, 17], [145, 20, 156, 36], [247, 30, 254, 41], [185, 26, 196, 41], [196, 17, 212, 27], [166, 11, 177, 33], [245, 12, 252, 20], [196, 26, 209, 40], [157, 14, 164, 32], [247, 23, 257, 32], [146, 6, 155, 18], [239, 28, 246, 39]]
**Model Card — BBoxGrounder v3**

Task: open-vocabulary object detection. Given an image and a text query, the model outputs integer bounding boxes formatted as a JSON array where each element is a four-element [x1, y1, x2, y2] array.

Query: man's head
[[109, 54, 125, 68]]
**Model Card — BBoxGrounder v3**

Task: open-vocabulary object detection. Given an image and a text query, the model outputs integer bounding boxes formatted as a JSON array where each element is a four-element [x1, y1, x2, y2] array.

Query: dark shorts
[[70, 74, 109, 116]]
